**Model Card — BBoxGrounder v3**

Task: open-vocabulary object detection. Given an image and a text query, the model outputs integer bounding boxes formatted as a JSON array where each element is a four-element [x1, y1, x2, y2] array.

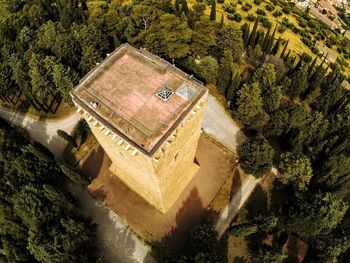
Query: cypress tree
[[247, 17, 259, 48], [217, 50, 234, 96], [280, 39, 289, 59], [175, 0, 181, 15], [266, 23, 278, 54], [284, 49, 291, 62], [210, 0, 217, 21], [241, 23, 251, 49], [308, 55, 318, 77], [181, 0, 189, 15], [271, 36, 281, 55], [262, 26, 271, 52], [220, 13, 224, 28], [227, 72, 241, 107]]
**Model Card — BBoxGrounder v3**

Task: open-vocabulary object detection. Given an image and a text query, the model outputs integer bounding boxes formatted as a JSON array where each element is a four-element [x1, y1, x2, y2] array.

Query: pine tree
[[280, 40, 289, 59], [210, 0, 216, 21]]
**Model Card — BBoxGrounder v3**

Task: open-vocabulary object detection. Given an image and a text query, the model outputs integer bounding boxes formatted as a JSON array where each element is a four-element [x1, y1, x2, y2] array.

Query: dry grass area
[[77, 133, 236, 254]]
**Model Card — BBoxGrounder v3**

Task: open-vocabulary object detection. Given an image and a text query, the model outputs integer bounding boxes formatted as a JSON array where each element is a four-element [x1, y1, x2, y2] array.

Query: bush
[[237, 0, 242, 4], [278, 24, 286, 33], [227, 13, 235, 20], [233, 13, 242, 22], [242, 3, 252, 11], [261, 17, 272, 28], [272, 10, 282, 17], [311, 46, 319, 55], [217, 0, 225, 3], [282, 6, 291, 14], [223, 3, 236, 13], [246, 14, 256, 21], [254, 0, 262, 5], [256, 8, 266, 16], [265, 3, 275, 11]]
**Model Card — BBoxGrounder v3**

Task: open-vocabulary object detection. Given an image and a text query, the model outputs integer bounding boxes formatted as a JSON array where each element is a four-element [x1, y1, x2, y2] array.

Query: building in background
[[71, 44, 208, 213]]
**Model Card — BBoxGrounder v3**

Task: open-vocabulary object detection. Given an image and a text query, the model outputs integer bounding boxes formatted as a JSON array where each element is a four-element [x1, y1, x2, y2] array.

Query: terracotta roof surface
[[71, 44, 207, 154]]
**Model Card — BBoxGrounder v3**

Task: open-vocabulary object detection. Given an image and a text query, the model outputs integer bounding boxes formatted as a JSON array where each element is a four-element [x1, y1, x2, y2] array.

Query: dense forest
[[0, 119, 96, 262], [0, 0, 350, 261]]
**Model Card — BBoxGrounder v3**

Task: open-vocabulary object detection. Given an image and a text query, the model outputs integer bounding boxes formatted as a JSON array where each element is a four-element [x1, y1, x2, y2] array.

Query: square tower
[[71, 44, 208, 213]]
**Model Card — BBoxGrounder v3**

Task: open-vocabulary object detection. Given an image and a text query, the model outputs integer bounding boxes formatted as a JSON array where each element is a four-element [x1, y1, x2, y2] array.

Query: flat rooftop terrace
[[71, 44, 207, 154]]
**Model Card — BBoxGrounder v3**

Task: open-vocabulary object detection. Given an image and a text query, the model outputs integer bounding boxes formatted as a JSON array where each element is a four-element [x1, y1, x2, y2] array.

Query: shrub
[[242, 3, 252, 11], [311, 46, 319, 54], [233, 13, 242, 22], [265, 3, 275, 11], [246, 14, 256, 21], [278, 24, 286, 33], [256, 8, 266, 16], [261, 17, 271, 28], [237, 0, 242, 4], [254, 0, 262, 5], [217, 0, 225, 3], [282, 6, 291, 14], [272, 10, 282, 17], [227, 13, 235, 20], [223, 3, 236, 13]]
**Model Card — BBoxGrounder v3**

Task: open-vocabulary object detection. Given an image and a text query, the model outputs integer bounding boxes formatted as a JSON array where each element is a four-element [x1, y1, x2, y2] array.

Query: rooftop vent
[[155, 87, 173, 101]]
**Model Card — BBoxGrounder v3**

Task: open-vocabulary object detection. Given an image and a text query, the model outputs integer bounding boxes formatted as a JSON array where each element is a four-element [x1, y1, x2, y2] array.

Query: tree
[[238, 136, 274, 177], [216, 25, 244, 62], [235, 82, 269, 130], [181, 0, 189, 15], [57, 129, 77, 148], [146, 14, 192, 59], [217, 50, 235, 96], [191, 21, 216, 56], [193, 56, 219, 84], [252, 63, 281, 112], [287, 63, 308, 99], [285, 193, 348, 237], [210, 0, 216, 21], [229, 223, 258, 236], [278, 152, 313, 191], [190, 224, 217, 253], [316, 155, 350, 190], [60, 164, 90, 186], [247, 17, 259, 48]]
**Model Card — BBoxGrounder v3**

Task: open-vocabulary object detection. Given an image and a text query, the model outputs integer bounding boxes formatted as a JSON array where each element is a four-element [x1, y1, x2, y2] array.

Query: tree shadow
[[64, 181, 151, 263], [77, 145, 105, 180], [155, 188, 204, 258], [243, 185, 268, 221], [233, 256, 249, 263]]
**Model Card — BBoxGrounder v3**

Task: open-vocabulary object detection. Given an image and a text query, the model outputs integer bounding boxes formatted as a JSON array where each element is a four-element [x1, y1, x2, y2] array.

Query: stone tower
[[71, 44, 208, 213]]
